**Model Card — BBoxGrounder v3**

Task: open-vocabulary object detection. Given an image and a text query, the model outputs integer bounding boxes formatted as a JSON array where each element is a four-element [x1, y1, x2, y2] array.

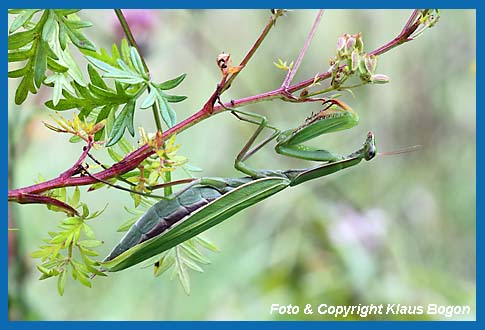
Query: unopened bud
[[351, 50, 359, 72], [371, 74, 390, 84], [354, 32, 364, 52], [345, 37, 356, 54], [336, 36, 346, 52], [364, 54, 377, 74]]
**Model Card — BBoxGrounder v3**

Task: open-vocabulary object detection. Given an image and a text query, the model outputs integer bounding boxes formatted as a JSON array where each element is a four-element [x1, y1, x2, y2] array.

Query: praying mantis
[[101, 100, 377, 272]]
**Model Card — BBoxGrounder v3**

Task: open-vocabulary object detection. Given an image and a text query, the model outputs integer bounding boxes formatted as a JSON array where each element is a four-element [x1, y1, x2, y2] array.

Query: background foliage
[[8, 9, 475, 320]]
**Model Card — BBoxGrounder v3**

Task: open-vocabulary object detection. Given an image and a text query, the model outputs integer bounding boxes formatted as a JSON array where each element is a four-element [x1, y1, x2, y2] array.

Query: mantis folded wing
[[101, 100, 377, 272]]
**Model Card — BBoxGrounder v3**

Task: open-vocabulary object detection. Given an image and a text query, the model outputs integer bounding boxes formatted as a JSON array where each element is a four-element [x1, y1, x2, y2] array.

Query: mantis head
[[363, 131, 377, 161]]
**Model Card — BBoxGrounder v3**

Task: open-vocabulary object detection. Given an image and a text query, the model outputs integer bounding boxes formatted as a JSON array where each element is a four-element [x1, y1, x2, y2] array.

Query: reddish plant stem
[[222, 11, 279, 93], [8, 10, 427, 202], [59, 136, 93, 179], [8, 193, 78, 216]]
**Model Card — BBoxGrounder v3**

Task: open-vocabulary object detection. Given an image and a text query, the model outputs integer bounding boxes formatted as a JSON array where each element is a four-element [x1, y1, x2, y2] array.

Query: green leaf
[[69, 135, 82, 143], [194, 236, 220, 252], [57, 270, 67, 296], [8, 49, 34, 62], [157, 94, 177, 128], [94, 104, 113, 141], [9, 10, 41, 33], [87, 64, 108, 89], [164, 94, 187, 103], [63, 22, 96, 51], [79, 240, 103, 248], [182, 256, 204, 273], [176, 258, 191, 295], [33, 40, 48, 88], [116, 217, 138, 232], [140, 88, 157, 109], [41, 11, 56, 42], [156, 73, 187, 90], [130, 47, 147, 78], [47, 57, 69, 73], [83, 224, 95, 239], [8, 29, 37, 50], [106, 99, 136, 147], [154, 254, 175, 277], [15, 75, 34, 105], [86, 56, 145, 84], [70, 187, 81, 208]]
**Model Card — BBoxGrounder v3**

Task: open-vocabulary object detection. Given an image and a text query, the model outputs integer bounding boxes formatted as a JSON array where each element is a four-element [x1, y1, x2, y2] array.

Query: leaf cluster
[[8, 10, 95, 104], [30, 187, 106, 295]]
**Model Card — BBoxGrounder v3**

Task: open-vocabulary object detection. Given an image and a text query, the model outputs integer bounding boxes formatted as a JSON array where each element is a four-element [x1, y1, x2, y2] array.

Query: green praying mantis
[[101, 100, 378, 272]]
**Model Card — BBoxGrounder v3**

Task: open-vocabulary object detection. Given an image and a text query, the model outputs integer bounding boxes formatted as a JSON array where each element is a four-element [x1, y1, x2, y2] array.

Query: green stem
[[114, 9, 149, 73]]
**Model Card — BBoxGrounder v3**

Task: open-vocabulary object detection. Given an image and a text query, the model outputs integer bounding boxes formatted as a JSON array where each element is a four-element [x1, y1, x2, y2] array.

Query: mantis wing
[[101, 177, 290, 272]]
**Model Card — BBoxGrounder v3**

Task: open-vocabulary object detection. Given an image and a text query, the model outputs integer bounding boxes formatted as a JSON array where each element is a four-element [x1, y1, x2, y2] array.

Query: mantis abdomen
[[104, 186, 225, 262]]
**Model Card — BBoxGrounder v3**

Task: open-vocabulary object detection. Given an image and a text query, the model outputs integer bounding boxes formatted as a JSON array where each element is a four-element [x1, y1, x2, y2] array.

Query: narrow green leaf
[[47, 57, 69, 73], [165, 94, 187, 103], [9, 10, 40, 33], [111, 43, 121, 62], [8, 29, 36, 50], [57, 270, 67, 296], [156, 73, 187, 90], [33, 40, 48, 88], [180, 243, 211, 264], [86, 56, 119, 74], [31, 250, 48, 258], [15, 75, 33, 105], [41, 11, 56, 42], [154, 254, 175, 277], [83, 224, 95, 240], [157, 94, 177, 128], [177, 262, 191, 295], [107, 148, 123, 162], [87, 64, 108, 89], [94, 104, 113, 141], [116, 217, 137, 232], [106, 99, 135, 147], [8, 66, 29, 78], [140, 88, 157, 109], [58, 23, 67, 50], [70, 187, 81, 207], [182, 256, 204, 273], [194, 236, 220, 252], [8, 49, 34, 62], [120, 39, 131, 66], [65, 26, 96, 51], [69, 135, 82, 143], [79, 240, 103, 248], [130, 47, 147, 77]]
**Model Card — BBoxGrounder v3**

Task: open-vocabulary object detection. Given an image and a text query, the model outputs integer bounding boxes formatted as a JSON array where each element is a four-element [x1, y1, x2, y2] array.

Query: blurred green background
[[8, 10, 475, 320]]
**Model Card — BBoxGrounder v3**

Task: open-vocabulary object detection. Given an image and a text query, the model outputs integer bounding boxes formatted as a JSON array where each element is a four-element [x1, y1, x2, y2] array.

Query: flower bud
[[351, 50, 360, 72], [371, 74, 390, 84], [364, 54, 377, 74], [345, 37, 356, 54], [336, 36, 346, 52], [354, 32, 364, 52]]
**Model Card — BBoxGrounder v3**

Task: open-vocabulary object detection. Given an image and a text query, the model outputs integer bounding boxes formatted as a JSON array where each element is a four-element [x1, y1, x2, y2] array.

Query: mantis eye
[[366, 147, 377, 160]]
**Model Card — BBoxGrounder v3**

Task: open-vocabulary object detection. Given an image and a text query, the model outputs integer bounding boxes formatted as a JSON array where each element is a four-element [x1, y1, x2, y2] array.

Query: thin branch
[[281, 10, 324, 90], [114, 9, 149, 73], [221, 10, 281, 93], [8, 10, 431, 204], [59, 137, 93, 179], [8, 193, 78, 216]]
